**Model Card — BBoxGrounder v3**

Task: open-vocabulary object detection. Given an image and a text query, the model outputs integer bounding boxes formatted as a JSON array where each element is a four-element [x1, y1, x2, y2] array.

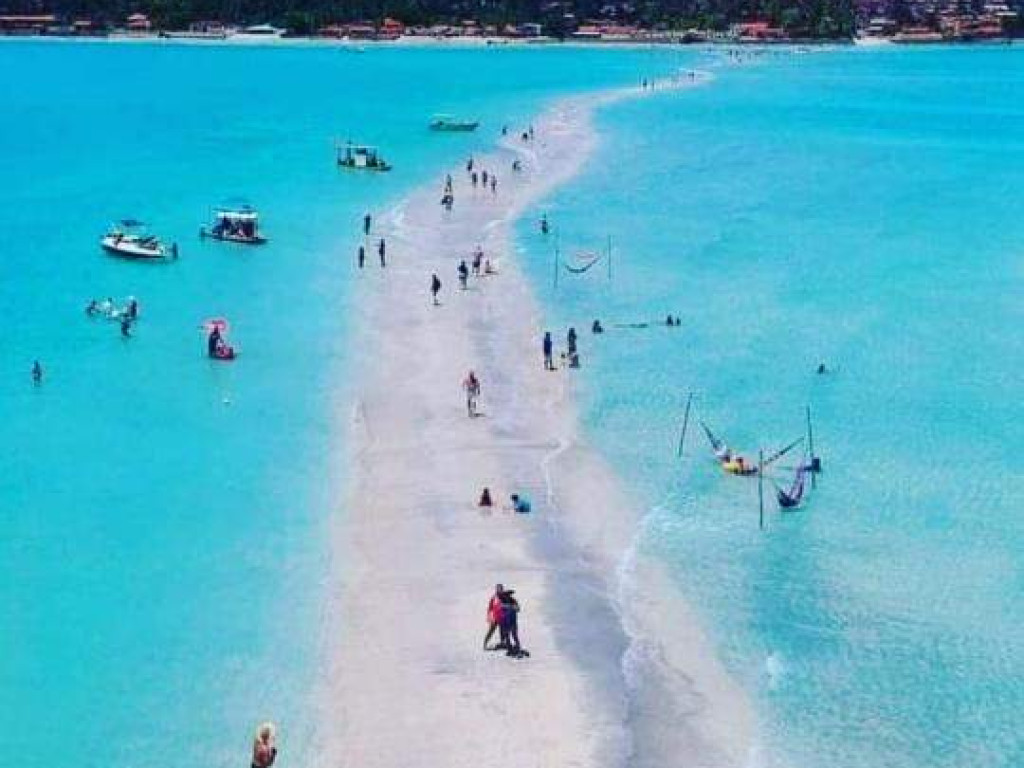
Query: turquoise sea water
[[520, 46, 1024, 767], [0, 41, 684, 768]]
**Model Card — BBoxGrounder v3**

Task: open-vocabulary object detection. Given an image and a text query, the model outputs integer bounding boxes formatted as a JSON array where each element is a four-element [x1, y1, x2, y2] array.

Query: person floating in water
[[431, 273, 442, 306], [817, 362, 829, 375], [592, 319, 604, 334], [86, 299, 98, 316], [31, 360, 42, 385], [207, 326, 223, 358], [542, 332, 554, 371], [251, 722, 278, 768], [458, 260, 469, 290]]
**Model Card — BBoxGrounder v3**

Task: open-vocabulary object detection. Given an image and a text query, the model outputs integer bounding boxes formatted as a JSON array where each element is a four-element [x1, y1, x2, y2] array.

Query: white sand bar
[[320, 75, 757, 768]]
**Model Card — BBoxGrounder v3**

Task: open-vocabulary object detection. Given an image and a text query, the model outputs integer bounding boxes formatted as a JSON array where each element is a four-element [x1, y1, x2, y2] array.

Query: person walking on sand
[[431, 273, 442, 306], [458, 260, 469, 290], [471, 171, 478, 188], [490, 175, 497, 195], [483, 584, 505, 650], [251, 722, 277, 768], [378, 238, 386, 268], [543, 332, 554, 371], [363, 212, 372, 236], [472, 246, 483, 276], [463, 370, 481, 416], [357, 244, 365, 269]]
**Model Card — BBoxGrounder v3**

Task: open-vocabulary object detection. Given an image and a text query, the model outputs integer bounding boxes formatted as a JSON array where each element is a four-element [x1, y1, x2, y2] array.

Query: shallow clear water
[[0, 40, 685, 768], [519, 46, 1024, 767]]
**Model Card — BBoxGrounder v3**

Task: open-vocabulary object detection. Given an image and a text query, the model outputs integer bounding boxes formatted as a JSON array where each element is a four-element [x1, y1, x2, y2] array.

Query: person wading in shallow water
[[251, 722, 277, 768]]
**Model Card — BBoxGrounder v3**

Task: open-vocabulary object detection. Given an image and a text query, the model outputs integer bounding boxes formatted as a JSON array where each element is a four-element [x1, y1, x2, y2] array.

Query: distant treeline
[[1, 0, 856, 38]]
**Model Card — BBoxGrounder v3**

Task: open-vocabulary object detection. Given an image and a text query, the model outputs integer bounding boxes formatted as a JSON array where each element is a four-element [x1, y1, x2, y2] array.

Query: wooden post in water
[[758, 448, 765, 531], [553, 231, 560, 291], [806, 405, 817, 489], [607, 235, 613, 283], [677, 392, 693, 458]]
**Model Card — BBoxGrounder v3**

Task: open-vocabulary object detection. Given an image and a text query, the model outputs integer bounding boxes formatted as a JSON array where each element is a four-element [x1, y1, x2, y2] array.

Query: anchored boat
[[101, 220, 177, 261], [201, 204, 267, 245], [336, 142, 392, 172], [429, 114, 480, 132]]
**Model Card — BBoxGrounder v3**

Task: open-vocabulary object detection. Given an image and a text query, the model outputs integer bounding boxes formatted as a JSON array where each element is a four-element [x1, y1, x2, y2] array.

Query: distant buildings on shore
[[856, 0, 1019, 42], [0, 4, 1020, 43]]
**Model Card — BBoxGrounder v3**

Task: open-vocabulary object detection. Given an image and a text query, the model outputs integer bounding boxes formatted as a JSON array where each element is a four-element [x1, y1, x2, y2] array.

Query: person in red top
[[483, 584, 505, 650]]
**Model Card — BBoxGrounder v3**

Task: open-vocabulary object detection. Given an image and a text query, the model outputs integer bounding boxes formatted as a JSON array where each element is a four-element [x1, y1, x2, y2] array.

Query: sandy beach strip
[[315, 73, 756, 768]]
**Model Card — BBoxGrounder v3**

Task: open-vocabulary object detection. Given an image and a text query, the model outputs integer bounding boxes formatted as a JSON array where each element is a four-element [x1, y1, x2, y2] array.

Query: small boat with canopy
[[101, 220, 178, 261], [201, 203, 267, 245], [336, 142, 392, 172], [429, 114, 480, 132]]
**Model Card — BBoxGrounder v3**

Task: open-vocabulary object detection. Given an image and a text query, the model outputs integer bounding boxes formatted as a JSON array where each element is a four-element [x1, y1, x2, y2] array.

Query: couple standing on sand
[[483, 584, 529, 658]]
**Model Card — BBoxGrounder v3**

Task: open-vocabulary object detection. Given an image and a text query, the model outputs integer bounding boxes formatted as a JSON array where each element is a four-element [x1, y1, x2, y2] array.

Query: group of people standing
[[356, 212, 387, 269], [483, 583, 528, 658]]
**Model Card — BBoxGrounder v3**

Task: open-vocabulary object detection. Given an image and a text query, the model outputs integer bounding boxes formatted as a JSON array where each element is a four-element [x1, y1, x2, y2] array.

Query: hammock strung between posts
[[562, 251, 603, 273]]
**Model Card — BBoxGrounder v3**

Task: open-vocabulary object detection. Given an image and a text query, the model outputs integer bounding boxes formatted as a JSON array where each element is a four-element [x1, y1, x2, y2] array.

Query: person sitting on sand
[[510, 493, 531, 514], [484, 259, 497, 275], [252, 722, 277, 768], [484, 584, 505, 650], [479, 487, 493, 508]]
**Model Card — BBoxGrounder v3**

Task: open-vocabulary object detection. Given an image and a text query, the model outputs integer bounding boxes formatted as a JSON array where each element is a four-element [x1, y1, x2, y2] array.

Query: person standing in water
[[431, 274, 442, 306], [120, 317, 131, 338], [251, 722, 277, 768], [378, 238, 386, 268], [542, 332, 554, 371], [31, 360, 42, 385], [357, 244, 365, 269], [540, 214, 549, 235], [363, 212, 372, 236]]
